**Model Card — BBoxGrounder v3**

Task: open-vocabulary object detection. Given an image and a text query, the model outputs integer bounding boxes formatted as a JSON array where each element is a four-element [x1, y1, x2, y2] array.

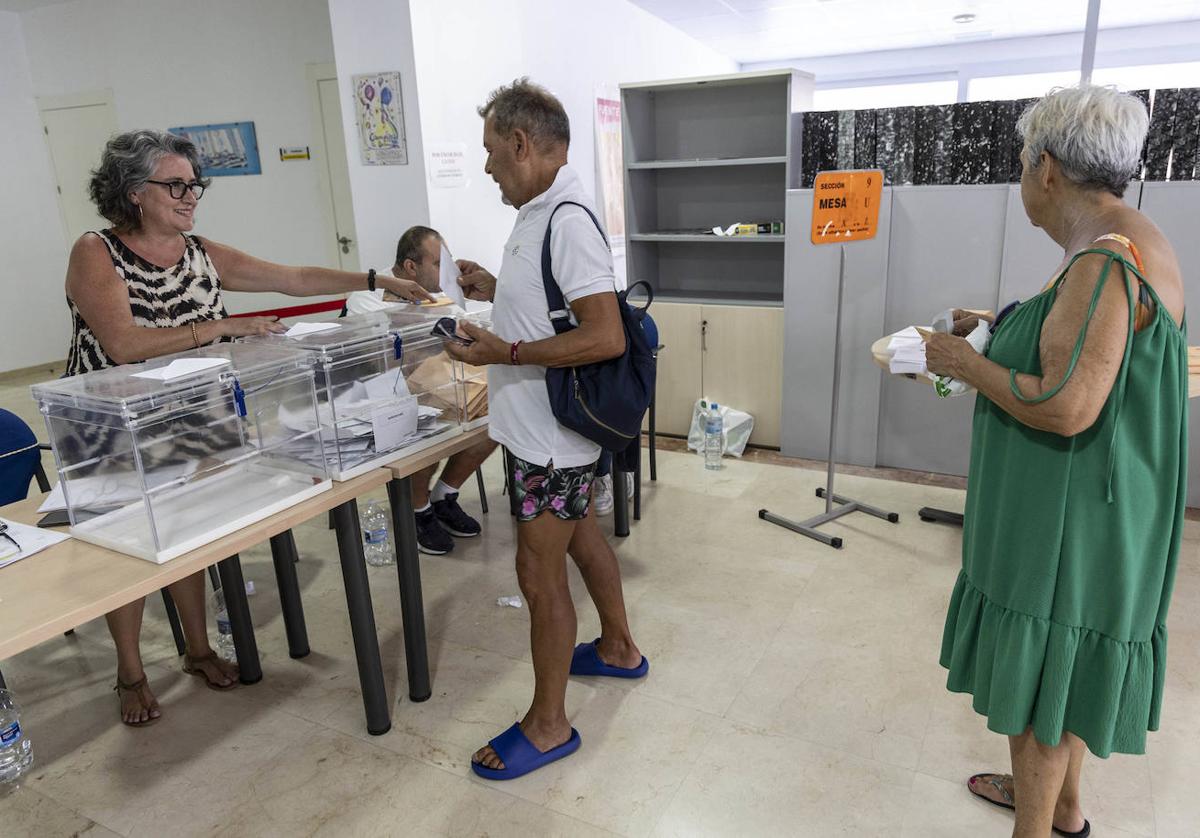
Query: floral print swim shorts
[[507, 452, 597, 522]]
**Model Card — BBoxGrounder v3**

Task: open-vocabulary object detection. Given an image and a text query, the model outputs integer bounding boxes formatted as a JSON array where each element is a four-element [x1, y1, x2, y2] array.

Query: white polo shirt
[[487, 164, 616, 468]]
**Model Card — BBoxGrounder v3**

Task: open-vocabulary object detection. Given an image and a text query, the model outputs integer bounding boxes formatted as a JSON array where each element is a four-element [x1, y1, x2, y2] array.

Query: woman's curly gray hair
[[88, 129, 209, 230], [1017, 85, 1148, 198]]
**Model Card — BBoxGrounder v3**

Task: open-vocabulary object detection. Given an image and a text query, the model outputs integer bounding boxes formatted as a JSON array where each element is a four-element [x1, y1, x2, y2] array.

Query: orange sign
[[810, 169, 883, 245]]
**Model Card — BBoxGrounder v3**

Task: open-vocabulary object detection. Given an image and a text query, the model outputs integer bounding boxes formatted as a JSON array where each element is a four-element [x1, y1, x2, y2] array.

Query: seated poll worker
[[925, 86, 1187, 837], [65, 129, 433, 727], [348, 225, 499, 555], [444, 78, 648, 780]]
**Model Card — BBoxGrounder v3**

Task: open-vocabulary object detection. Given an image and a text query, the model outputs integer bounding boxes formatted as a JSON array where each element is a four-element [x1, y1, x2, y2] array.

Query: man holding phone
[[444, 78, 648, 781], [354, 225, 498, 554]]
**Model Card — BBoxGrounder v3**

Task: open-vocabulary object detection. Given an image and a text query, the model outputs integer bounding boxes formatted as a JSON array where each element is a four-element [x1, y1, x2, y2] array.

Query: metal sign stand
[[759, 245, 899, 548]]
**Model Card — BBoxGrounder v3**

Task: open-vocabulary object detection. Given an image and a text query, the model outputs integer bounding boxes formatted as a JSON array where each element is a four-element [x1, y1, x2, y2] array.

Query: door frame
[[36, 88, 118, 243], [307, 62, 355, 270]]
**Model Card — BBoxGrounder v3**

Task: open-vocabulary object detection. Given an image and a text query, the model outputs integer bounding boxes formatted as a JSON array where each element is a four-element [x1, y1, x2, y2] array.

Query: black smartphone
[[37, 509, 70, 528], [431, 316, 474, 345]]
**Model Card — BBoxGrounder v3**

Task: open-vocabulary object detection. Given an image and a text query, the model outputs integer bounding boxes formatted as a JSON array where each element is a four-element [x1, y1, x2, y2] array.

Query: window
[[812, 79, 959, 111], [1092, 61, 1200, 91], [967, 71, 1081, 102]]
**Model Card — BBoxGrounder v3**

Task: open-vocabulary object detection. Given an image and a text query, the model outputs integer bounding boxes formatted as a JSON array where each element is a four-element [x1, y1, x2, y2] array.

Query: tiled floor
[[1, 368, 1197, 837]]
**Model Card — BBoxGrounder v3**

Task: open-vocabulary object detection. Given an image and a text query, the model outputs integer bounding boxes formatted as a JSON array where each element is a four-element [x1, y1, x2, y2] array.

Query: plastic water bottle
[[704, 402, 724, 471], [361, 500, 395, 567], [211, 588, 237, 664], [0, 689, 33, 787]]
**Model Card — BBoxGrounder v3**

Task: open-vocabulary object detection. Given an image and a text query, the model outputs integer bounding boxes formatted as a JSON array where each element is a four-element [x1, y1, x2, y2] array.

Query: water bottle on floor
[[0, 689, 33, 787], [704, 402, 724, 471], [361, 500, 395, 567], [211, 588, 237, 664]]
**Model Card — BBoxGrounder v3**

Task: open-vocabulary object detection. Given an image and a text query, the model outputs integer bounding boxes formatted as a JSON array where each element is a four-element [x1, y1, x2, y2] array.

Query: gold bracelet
[[190, 322, 201, 348]]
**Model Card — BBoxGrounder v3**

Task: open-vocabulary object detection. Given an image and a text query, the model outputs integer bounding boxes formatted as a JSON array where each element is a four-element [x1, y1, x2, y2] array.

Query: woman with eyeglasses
[[62, 129, 433, 727]]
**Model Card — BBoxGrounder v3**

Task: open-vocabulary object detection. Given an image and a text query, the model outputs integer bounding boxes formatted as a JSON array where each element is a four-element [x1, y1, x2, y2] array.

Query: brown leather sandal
[[182, 651, 240, 691], [114, 675, 162, 727]]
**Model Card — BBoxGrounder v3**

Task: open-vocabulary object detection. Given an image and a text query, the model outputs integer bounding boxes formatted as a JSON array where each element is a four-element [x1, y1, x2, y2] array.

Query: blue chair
[[0, 409, 50, 505]]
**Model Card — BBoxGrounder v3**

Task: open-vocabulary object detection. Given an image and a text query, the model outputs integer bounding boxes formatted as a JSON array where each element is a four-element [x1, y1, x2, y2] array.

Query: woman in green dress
[[925, 85, 1188, 838]]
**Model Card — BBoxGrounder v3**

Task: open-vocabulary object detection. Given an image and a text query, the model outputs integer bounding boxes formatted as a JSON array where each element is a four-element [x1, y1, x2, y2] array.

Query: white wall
[[19, 0, 340, 314], [326, 0, 430, 276], [0, 11, 71, 372], [408, 0, 736, 273]]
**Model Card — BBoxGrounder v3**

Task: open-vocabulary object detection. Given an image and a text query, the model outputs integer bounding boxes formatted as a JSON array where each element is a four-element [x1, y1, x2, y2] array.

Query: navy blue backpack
[[540, 201, 656, 451]]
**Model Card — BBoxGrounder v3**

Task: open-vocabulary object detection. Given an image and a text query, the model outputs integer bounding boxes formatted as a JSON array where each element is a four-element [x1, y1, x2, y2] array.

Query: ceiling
[[627, 0, 1200, 63]]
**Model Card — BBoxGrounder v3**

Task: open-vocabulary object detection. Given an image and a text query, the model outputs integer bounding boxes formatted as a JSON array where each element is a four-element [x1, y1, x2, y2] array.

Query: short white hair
[[1017, 85, 1148, 198]]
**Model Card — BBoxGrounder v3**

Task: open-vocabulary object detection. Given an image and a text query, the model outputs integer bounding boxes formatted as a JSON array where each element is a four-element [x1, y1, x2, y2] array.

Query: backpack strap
[[541, 200, 609, 336]]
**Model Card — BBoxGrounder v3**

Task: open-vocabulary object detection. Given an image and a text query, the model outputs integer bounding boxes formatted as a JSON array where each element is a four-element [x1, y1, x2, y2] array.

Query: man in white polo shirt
[[445, 78, 648, 781]]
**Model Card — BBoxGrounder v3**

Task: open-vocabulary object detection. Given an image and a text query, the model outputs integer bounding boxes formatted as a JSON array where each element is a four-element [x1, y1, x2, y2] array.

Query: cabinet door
[[647, 302, 703, 437], [701, 305, 784, 448]]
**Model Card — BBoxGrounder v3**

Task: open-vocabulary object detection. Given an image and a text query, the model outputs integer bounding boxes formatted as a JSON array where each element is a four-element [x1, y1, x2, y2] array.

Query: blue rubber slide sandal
[[569, 638, 650, 679], [471, 723, 581, 781]]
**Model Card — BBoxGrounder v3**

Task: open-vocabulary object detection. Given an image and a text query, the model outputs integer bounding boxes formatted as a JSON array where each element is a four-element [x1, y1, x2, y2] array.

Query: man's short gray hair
[[89, 129, 209, 230], [477, 77, 570, 149], [1017, 85, 1148, 198]]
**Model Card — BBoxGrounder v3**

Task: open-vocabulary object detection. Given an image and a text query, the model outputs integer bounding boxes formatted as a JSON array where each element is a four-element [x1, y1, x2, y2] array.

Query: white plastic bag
[[686, 399, 755, 458]]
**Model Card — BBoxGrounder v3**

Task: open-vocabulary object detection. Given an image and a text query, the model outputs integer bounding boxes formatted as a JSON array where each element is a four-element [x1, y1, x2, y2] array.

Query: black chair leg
[[648, 394, 657, 482], [634, 437, 642, 522], [161, 589, 187, 656], [208, 565, 221, 590], [0, 668, 6, 690], [476, 467, 489, 515]]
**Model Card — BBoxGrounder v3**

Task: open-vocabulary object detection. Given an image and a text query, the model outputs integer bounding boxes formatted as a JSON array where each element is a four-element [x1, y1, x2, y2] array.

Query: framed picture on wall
[[353, 72, 408, 165], [168, 121, 262, 176]]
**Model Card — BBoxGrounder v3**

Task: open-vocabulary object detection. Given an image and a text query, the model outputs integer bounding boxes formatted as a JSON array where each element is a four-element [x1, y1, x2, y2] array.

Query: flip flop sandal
[[471, 723, 581, 781], [569, 638, 649, 679], [114, 675, 162, 727], [968, 774, 1091, 838], [182, 651, 240, 691]]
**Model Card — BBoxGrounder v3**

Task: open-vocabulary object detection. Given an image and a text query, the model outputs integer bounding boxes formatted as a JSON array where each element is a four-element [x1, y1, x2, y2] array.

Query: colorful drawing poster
[[353, 72, 407, 166], [593, 86, 626, 289]]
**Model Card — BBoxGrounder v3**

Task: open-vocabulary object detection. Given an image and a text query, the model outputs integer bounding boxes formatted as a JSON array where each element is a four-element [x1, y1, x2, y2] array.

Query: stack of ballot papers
[[273, 367, 452, 470], [887, 327, 927, 375]]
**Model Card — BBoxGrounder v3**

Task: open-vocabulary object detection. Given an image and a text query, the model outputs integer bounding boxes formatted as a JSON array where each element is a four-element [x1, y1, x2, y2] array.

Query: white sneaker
[[625, 472, 634, 502], [593, 474, 614, 515]]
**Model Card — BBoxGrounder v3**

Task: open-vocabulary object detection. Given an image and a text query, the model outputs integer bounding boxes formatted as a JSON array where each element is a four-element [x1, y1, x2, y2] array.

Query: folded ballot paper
[[885, 311, 990, 398]]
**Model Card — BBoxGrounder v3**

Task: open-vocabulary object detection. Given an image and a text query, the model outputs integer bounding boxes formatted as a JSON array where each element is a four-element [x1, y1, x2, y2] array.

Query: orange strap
[[1044, 234, 1153, 331]]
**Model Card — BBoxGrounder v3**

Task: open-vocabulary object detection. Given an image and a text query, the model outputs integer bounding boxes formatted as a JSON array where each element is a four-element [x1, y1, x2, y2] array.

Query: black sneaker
[[432, 493, 481, 537], [415, 507, 454, 555]]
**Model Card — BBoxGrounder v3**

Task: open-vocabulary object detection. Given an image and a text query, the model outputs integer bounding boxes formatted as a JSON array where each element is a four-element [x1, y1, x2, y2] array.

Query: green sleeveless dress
[[940, 247, 1189, 757]]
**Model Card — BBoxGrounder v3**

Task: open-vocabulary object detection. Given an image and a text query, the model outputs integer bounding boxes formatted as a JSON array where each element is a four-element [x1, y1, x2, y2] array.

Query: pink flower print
[[578, 482, 591, 496], [550, 496, 566, 512], [521, 497, 537, 517], [514, 469, 525, 484]]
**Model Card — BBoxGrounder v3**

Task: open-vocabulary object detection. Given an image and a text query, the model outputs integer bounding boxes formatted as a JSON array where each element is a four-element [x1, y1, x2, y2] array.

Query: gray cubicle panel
[[1139, 181, 1200, 508], [997, 182, 1144, 306], [875, 185, 1009, 476], [781, 188, 892, 466]]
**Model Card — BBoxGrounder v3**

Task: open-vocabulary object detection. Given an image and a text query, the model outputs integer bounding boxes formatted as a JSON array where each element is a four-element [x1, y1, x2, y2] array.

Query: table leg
[[648, 395, 657, 482], [269, 531, 310, 659], [331, 499, 392, 735], [216, 554, 262, 685], [387, 477, 432, 702], [161, 589, 187, 656]]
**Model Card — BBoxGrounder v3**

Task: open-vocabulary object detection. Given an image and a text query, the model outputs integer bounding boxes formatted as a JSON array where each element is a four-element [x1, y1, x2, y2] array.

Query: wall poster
[[593, 85, 626, 289], [354, 72, 408, 166], [168, 121, 261, 176]]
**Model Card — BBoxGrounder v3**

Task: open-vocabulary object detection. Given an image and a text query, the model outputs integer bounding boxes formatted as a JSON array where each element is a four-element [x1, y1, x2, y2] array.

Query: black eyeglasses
[[146, 179, 206, 200]]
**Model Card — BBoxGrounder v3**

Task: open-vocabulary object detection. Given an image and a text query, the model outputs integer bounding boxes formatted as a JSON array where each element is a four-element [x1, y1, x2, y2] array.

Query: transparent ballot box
[[31, 344, 332, 564], [242, 313, 463, 480], [380, 305, 490, 431]]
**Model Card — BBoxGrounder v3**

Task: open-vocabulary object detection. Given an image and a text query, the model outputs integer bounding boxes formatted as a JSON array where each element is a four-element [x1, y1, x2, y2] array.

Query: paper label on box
[[371, 396, 418, 452]]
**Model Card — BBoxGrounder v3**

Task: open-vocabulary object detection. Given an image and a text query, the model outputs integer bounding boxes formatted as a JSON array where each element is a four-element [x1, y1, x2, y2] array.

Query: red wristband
[[510, 340, 522, 365]]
